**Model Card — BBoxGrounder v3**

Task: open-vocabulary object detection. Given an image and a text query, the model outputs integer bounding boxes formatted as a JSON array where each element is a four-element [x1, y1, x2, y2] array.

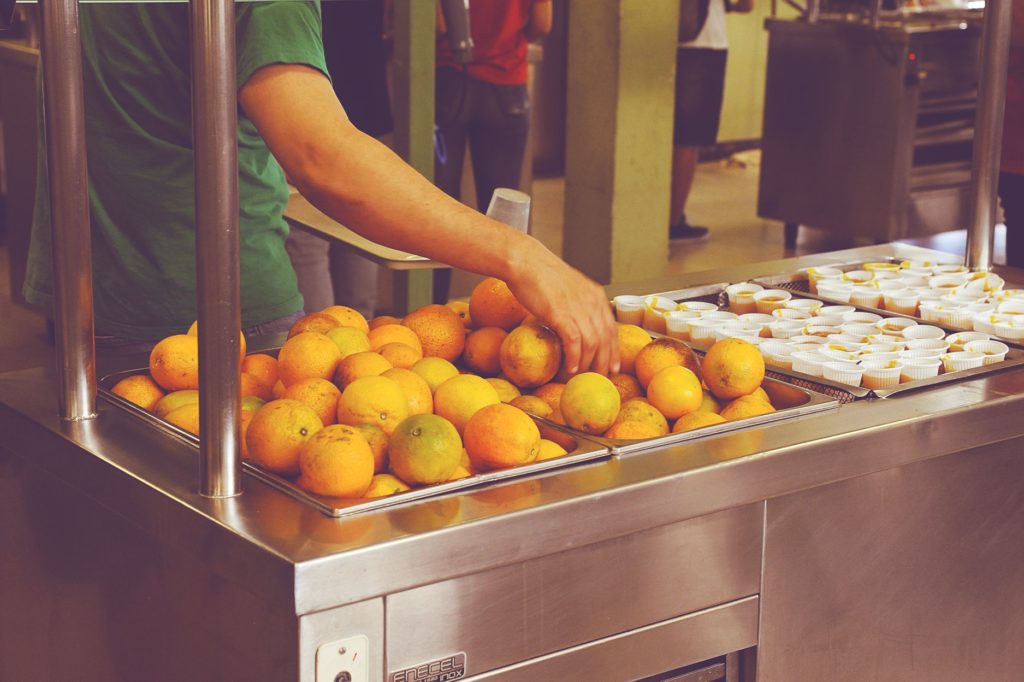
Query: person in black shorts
[[670, 0, 753, 240]]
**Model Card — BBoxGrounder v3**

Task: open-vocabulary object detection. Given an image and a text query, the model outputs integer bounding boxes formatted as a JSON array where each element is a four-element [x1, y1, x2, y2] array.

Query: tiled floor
[[0, 157, 992, 374]]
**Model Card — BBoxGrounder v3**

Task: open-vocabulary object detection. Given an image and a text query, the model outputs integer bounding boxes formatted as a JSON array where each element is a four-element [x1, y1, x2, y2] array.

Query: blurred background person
[[999, 0, 1024, 268], [432, 0, 553, 303], [669, 0, 752, 240], [286, 0, 393, 318]]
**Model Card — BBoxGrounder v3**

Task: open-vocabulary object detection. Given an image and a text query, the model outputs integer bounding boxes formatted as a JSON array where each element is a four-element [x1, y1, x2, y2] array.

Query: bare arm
[[239, 64, 618, 374], [525, 0, 553, 42]]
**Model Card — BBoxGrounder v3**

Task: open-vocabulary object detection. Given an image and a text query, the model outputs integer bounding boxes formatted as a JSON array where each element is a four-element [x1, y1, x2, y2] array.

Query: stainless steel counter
[[3, 243, 1023, 681]]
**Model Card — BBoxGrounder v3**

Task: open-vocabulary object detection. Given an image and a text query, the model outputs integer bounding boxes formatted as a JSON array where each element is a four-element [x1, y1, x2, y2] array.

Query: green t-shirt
[[24, 1, 327, 340]]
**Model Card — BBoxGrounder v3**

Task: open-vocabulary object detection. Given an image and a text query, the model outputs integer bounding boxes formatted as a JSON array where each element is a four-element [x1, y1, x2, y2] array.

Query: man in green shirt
[[25, 1, 617, 374]]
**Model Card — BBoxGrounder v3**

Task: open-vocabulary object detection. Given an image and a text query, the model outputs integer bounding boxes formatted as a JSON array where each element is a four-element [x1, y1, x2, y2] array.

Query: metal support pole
[[191, 0, 241, 497], [39, 0, 97, 422], [966, 0, 1012, 271]]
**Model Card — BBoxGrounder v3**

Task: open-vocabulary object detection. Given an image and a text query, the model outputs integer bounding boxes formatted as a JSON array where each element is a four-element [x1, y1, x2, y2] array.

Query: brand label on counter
[[390, 652, 467, 682]]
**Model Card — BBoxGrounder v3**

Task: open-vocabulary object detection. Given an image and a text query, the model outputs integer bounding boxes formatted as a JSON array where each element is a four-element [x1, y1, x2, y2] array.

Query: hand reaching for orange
[[503, 241, 619, 376]]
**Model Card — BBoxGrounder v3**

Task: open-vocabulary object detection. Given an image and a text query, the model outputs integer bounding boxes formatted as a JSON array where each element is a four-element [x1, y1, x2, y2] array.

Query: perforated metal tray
[[98, 367, 611, 518]]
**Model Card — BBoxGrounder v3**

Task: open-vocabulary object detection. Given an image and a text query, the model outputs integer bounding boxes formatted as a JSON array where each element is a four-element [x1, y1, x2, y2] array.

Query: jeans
[[93, 310, 305, 357], [433, 68, 531, 303], [434, 67, 531, 211]]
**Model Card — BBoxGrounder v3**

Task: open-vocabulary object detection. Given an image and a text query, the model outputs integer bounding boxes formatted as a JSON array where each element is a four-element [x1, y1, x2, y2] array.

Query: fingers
[[556, 322, 583, 375]]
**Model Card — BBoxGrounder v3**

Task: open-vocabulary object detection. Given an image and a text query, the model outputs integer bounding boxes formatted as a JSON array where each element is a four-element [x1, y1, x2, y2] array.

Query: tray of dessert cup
[[98, 365, 611, 518]]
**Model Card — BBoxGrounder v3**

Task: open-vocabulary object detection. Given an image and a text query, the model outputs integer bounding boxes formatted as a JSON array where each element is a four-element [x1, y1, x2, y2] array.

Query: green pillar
[[392, 0, 436, 312], [563, 0, 678, 284]]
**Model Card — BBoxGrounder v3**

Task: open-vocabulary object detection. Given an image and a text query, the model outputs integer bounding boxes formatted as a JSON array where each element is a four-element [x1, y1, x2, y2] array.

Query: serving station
[[3, 243, 1024, 681]]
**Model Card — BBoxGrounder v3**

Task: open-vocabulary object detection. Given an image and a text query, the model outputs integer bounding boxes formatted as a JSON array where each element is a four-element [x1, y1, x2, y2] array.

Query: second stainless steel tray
[[641, 280, 1024, 400], [536, 373, 838, 456]]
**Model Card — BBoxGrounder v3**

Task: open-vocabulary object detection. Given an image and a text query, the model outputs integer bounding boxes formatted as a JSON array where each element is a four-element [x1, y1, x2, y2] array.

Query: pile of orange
[[111, 282, 777, 501]]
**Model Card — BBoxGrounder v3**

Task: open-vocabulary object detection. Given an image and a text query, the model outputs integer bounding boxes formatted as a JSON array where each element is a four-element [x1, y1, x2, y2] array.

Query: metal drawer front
[[462, 598, 758, 682], [386, 504, 763, 679]]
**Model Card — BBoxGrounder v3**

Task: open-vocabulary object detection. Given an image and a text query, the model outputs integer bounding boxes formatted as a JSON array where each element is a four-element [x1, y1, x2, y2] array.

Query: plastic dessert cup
[[822, 361, 866, 387], [614, 295, 646, 325], [725, 282, 764, 314], [753, 289, 793, 314]]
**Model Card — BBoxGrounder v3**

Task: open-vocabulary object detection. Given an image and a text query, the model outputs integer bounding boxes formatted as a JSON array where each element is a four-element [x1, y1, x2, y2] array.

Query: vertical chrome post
[[966, 0, 1012, 271], [39, 0, 97, 422], [191, 0, 241, 497]]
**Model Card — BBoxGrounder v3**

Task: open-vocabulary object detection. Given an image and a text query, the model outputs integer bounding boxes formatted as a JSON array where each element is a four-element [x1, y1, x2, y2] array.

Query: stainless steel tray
[[98, 367, 611, 518], [644, 279, 1024, 400], [536, 374, 838, 456]]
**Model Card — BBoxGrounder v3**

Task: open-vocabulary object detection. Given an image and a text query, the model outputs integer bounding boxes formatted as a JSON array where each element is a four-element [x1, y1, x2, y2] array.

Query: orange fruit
[[617, 324, 653, 375], [325, 326, 372, 359], [448, 465, 473, 481], [272, 380, 287, 399], [378, 341, 423, 369], [532, 382, 565, 411], [149, 334, 200, 391], [287, 312, 341, 338], [334, 350, 393, 388], [245, 399, 324, 475], [499, 324, 562, 388], [239, 408, 255, 460], [364, 473, 412, 498], [389, 414, 463, 484], [241, 353, 279, 391], [560, 372, 621, 435], [368, 323, 423, 355], [604, 420, 665, 440], [382, 367, 434, 416], [750, 386, 773, 405], [446, 299, 472, 328], [154, 389, 200, 419], [720, 394, 776, 420], [164, 402, 200, 435], [609, 372, 643, 403], [320, 305, 369, 333], [536, 438, 568, 461], [672, 411, 728, 433], [487, 377, 521, 403], [411, 356, 460, 393], [283, 377, 342, 426], [463, 326, 509, 376], [469, 277, 529, 330], [353, 423, 390, 473], [464, 403, 541, 470], [702, 338, 765, 400], [186, 321, 246, 361], [296, 424, 375, 497], [634, 337, 702, 389], [433, 374, 502, 434], [509, 394, 553, 418], [369, 314, 403, 330], [277, 331, 343, 387], [111, 374, 165, 412], [240, 372, 274, 401], [646, 365, 703, 420], [402, 303, 466, 362], [242, 395, 266, 413], [697, 390, 722, 414], [613, 398, 669, 436], [336, 375, 409, 436]]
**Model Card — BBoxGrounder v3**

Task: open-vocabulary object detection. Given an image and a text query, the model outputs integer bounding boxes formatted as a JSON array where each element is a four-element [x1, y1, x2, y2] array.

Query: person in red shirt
[[434, 0, 551, 209], [999, 0, 1024, 267], [433, 0, 552, 301]]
